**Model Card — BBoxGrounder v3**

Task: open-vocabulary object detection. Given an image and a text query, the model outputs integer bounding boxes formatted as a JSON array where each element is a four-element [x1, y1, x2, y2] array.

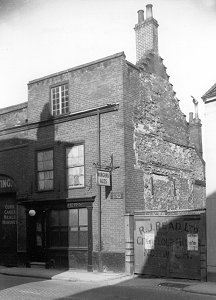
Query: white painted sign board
[[187, 234, 198, 251], [97, 170, 111, 186]]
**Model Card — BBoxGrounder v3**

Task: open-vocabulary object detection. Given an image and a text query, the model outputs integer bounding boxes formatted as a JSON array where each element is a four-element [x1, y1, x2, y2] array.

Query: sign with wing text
[[97, 170, 111, 186], [0, 175, 16, 194]]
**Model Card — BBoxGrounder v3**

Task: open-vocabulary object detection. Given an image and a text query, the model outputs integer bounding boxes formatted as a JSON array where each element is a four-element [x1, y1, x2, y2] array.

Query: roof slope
[[202, 82, 216, 100]]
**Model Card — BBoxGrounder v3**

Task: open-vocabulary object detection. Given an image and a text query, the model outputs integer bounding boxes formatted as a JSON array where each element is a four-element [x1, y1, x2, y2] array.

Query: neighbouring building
[[202, 83, 216, 281], [0, 5, 206, 279]]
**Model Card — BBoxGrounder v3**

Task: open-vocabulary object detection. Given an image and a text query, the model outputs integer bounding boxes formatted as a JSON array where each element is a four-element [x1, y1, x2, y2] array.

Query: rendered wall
[[205, 100, 216, 281]]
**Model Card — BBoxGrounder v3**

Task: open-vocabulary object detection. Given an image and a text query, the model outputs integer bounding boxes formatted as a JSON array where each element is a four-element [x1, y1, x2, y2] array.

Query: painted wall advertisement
[[0, 198, 17, 252], [134, 216, 201, 279]]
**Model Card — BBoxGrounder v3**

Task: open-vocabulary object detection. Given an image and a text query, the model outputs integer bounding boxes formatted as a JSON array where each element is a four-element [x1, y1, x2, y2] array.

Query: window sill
[[48, 247, 68, 250], [48, 246, 88, 251], [36, 189, 54, 193], [68, 247, 88, 251], [67, 186, 85, 190], [51, 112, 70, 119]]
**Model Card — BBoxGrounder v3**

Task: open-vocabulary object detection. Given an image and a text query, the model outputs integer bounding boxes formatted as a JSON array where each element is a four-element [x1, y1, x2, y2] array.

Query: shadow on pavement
[[0, 273, 44, 291], [56, 277, 202, 300]]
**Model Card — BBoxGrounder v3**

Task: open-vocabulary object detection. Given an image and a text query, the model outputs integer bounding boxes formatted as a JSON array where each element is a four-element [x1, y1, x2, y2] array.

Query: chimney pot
[[189, 112, 193, 124], [146, 4, 153, 18], [137, 10, 144, 23]]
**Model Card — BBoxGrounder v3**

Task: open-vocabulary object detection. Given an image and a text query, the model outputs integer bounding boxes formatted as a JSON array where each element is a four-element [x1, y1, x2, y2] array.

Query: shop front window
[[49, 210, 68, 247], [69, 208, 88, 248]]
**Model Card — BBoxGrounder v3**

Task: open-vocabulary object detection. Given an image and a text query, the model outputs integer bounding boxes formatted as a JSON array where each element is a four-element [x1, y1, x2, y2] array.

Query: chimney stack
[[189, 99, 203, 157], [134, 4, 159, 63]]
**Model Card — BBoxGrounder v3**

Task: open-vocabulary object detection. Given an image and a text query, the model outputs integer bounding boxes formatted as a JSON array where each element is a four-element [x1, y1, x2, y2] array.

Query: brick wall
[[0, 103, 27, 130], [26, 53, 127, 269], [27, 53, 125, 123], [123, 62, 145, 213]]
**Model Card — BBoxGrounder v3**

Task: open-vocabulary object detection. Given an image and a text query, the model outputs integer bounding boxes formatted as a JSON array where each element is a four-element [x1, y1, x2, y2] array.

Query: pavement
[[0, 266, 129, 284], [1, 266, 216, 296]]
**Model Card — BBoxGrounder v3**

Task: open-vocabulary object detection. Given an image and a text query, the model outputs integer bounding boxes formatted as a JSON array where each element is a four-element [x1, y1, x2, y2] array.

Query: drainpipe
[[97, 109, 102, 271]]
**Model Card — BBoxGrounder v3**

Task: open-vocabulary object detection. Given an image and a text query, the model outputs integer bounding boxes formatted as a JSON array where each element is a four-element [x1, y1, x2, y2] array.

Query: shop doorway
[[28, 210, 47, 263], [26, 198, 94, 270]]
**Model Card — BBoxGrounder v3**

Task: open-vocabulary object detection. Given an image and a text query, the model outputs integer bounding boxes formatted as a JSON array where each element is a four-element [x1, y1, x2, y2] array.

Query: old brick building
[[0, 5, 205, 276]]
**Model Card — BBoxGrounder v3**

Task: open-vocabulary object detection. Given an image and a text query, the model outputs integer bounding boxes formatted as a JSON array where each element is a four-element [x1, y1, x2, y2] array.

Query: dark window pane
[[59, 210, 68, 226], [50, 210, 59, 226], [69, 228, 78, 247], [50, 230, 60, 247], [60, 230, 68, 247], [79, 227, 88, 247]]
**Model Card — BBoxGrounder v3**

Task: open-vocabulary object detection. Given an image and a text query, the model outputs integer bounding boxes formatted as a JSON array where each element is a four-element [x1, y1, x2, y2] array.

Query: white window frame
[[51, 83, 69, 116], [66, 145, 84, 189]]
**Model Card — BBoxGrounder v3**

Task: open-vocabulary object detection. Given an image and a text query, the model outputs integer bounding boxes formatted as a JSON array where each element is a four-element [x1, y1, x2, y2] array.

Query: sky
[[0, 0, 216, 125]]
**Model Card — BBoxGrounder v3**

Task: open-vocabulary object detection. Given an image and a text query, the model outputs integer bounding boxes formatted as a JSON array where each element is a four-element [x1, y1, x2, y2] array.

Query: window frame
[[69, 208, 88, 249], [66, 144, 85, 189], [36, 148, 54, 192], [48, 209, 68, 249], [50, 82, 69, 117]]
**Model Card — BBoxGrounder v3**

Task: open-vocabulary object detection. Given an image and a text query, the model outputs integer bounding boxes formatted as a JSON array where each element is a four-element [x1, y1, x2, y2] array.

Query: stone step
[[30, 261, 46, 268]]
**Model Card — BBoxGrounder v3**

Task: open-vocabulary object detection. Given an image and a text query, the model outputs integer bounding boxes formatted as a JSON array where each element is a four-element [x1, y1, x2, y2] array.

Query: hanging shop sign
[[0, 175, 16, 194], [97, 170, 111, 186]]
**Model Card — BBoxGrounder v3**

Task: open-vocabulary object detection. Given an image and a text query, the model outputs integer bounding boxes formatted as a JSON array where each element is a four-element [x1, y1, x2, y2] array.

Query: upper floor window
[[37, 149, 54, 191], [66, 145, 84, 188], [51, 83, 69, 116]]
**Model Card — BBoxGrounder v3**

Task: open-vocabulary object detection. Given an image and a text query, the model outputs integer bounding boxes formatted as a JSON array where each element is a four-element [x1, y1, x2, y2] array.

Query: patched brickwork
[[131, 58, 205, 212], [134, 73, 189, 145]]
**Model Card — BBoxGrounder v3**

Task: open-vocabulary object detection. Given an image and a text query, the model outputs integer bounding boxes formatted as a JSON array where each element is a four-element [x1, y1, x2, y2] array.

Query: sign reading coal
[[0, 196, 17, 265], [97, 170, 111, 186], [2, 204, 16, 225]]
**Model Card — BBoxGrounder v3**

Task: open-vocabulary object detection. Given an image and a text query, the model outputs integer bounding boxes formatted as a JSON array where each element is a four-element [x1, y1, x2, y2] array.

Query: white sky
[[0, 0, 216, 125]]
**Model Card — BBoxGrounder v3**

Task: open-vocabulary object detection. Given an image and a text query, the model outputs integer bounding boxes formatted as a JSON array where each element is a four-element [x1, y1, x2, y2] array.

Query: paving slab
[[0, 266, 130, 283], [183, 282, 216, 296], [0, 266, 61, 279]]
